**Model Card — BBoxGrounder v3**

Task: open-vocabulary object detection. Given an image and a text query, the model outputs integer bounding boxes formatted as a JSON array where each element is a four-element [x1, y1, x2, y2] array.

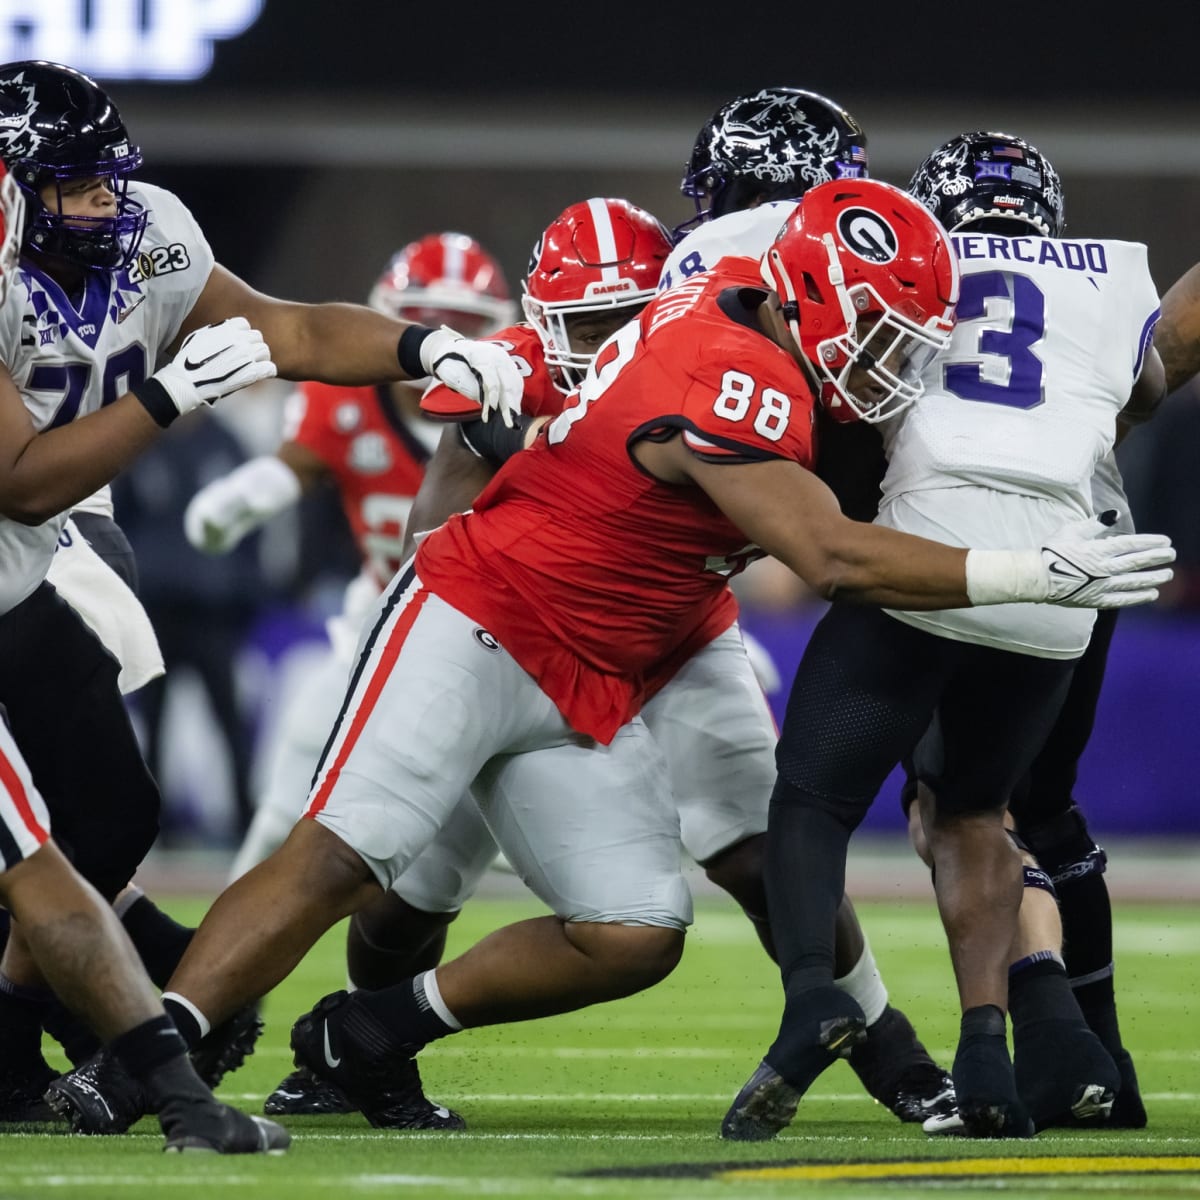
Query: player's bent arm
[[401, 426, 500, 559], [684, 454, 973, 610], [1156, 262, 1200, 393], [637, 437, 1174, 611], [1116, 344, 1167, 442], [183, 441, 322, 555], [0, 368, 160, 524]]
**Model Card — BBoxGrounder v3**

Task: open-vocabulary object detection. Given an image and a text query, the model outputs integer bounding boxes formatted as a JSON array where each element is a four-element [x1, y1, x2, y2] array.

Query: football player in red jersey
[[265, 193, 957, 1128], [185, 233, 515, 883], [56, 181, 1172, 1136]]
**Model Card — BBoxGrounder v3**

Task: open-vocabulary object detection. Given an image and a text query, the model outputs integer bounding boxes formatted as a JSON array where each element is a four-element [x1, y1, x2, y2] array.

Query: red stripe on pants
[[0, 745, 49, 845], [305, 586, 430, 818]]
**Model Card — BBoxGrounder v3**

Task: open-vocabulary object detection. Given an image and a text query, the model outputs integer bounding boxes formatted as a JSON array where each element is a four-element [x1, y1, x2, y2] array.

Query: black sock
[[0, 975, 52, 1065], [1009, 956, 1085, 1033], [960, 1003, 1007, 1043], [356, 976, 456, 1050], [120, 897, 195, 989], [109, 1014, 189, 1081], [162, 997, 205, 1050], [42, 1000, 101, 1066]]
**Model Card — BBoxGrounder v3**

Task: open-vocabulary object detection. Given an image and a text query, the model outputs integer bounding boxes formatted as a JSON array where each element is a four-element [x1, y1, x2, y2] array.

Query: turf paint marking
[[720, 1155, 1200, 1184]]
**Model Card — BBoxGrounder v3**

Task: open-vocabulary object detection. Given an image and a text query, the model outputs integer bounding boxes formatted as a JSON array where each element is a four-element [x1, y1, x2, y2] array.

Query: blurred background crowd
[[10, 0, 1197, 847]]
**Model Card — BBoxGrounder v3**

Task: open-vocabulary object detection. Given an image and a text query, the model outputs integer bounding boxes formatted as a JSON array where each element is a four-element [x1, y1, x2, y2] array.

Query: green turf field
[[3, 894, 1197, 1199]]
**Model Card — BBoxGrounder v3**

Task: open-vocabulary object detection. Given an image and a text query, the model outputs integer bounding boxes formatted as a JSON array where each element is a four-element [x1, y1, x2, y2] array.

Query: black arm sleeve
[[456, 414, 535, 467]]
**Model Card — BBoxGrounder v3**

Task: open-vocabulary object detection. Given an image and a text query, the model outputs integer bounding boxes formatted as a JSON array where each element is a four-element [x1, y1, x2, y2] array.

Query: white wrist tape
[[964, 549, 1050, 606]]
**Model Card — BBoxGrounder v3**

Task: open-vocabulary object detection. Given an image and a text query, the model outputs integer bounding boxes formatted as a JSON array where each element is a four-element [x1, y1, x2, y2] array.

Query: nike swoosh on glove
[[1040, 515, 1175, 608], [419, 325, 522, 428], [153, 317, 277, 416]]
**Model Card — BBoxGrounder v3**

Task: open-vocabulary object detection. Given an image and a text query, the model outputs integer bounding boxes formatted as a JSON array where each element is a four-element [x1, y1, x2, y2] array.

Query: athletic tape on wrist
[[130, 377, 179, 428], [964, 548, 1048, 606], [397, 325, 436, 379]]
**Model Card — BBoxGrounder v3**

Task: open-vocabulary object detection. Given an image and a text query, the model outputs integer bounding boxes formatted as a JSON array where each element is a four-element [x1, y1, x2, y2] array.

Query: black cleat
[[264, 1067, 355, 1116], [847, 1005, 956, 1124], [43, 1048, 147, 1135], [1014, 1017, 1120, 1131], [1109, 1047, 1148, 1128], [0, 1055, 62, 1125], [290, 990, 464, 1131], [722, 985, 866, 1141], [944, 1023, 1034, 1139], [189, 1003, 264, 1090], [163, 1101, 290, 1154]]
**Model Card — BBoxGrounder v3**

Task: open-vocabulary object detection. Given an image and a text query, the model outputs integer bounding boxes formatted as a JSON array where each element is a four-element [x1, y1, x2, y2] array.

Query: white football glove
[[1040, 516, 1174, 608], [184, 455, 301, 554], [154, 317, 276, 416], [418, 325, 522, 428]]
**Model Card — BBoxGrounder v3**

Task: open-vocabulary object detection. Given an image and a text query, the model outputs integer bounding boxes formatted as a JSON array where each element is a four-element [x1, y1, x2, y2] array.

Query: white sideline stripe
[[249, 1044, 1200, 1062], [227, 1090, 1200, 1104]]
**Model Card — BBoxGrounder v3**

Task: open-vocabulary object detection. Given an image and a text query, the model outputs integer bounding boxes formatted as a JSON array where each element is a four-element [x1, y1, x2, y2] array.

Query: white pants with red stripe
[[392, 622, 776, 914], [304, 572, 692, 930], [0, 720, 51, 872]]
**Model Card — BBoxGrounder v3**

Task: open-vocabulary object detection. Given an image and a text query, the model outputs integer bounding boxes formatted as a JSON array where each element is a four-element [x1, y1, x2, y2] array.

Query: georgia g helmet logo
[[837, 208, 898, 264]]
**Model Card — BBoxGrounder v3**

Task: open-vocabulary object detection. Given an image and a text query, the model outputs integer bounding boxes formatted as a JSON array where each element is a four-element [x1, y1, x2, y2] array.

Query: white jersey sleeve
[[658, 202, 798, 293], [0, 183, 215, 614]]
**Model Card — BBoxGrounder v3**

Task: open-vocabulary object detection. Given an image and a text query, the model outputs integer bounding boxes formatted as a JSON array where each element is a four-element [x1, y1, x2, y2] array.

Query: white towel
[[47, 518, 165, 694]]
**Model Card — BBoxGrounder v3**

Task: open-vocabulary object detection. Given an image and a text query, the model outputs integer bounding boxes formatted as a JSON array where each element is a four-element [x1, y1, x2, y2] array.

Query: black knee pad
[[770, 775, 871, 832], [1021, 865, 1058, 898], [1019, 803, 1107, 886]]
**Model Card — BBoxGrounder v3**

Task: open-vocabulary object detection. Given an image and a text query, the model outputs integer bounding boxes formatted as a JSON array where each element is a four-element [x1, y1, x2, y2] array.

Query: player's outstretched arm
[[0, 319, 274, 525], [676, 454, 1174, 612], [180, 266, 522, 424], [184, 441, 323, 555]]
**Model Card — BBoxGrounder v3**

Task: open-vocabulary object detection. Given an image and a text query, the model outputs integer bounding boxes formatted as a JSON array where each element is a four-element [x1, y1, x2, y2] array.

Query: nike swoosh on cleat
[[434, 1106, 450, 1119], [322, 1023, 341, 1069]]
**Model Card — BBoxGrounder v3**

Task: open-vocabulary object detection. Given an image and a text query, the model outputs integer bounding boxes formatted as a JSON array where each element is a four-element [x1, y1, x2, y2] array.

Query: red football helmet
[[368, 232, 515, 338], [0, 161, 22, 304], [523, 198, 672, 391], [762, 179, 959, 423]]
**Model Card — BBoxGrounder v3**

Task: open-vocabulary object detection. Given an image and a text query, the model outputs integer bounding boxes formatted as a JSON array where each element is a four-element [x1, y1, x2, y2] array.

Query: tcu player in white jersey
[[722, 132, 1170, 1142], [0, 108, 289, 1156], [0, 59, 520, 1132], [184, 234, 516, 883], [661, 87, 956, 1122]]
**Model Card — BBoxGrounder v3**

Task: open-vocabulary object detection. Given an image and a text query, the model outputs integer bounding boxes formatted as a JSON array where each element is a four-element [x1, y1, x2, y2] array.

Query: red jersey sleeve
[[666, 344, 817, 469]]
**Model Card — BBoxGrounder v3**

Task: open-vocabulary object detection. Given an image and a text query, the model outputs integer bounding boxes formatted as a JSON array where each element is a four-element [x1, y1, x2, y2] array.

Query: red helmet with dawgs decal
[[0, 159, 22, 303], [523, 197, 672, 392], [763, 178, 959, 423], [369, 232, 515, 338]]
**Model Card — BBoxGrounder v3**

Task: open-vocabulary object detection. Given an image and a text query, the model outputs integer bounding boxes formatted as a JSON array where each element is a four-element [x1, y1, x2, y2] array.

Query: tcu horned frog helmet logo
[[763, 179, 959, 424], [679, 87, 868, 228], [908, 131, 1065, 238]]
